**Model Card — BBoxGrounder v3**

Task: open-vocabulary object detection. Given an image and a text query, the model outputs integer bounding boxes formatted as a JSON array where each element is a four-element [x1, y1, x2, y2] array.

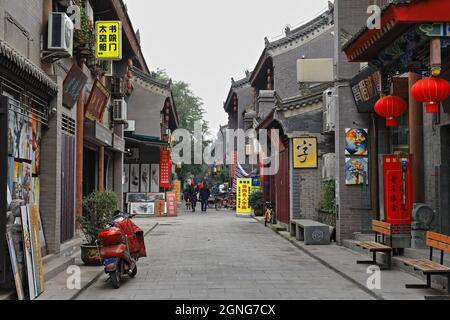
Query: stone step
[[43, 255, 75, 283]]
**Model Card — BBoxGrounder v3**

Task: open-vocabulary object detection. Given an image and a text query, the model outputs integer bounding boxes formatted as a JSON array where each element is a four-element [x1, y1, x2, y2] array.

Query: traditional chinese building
[[123, 67, 179, 210], [250, 4, 335, 227], [338, 0, 450, 244]]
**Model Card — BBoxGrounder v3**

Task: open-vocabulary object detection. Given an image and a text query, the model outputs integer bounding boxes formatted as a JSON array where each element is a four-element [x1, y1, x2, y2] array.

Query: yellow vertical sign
[[96, 21, 122, 60], [236, 178, 252, 215], [173, 180, 181, 201], [293, 137, 318, 169]]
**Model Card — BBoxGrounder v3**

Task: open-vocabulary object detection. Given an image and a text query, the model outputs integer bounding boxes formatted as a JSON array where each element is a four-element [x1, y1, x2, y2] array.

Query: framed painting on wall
[[130, 164, 140, 193], [345, 128, 368, 156], [123, 164, 130, 193], [140, 164, 150, 193], [345, 157, 369, 185], [151, 164, 160, 193]]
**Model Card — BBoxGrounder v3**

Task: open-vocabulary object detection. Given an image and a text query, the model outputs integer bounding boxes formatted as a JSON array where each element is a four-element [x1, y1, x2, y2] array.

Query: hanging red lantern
[[374, 95, 407, 127], [127, 59, 133, 67], [127, 70, 133, 79], [411, 77, 450, 113]]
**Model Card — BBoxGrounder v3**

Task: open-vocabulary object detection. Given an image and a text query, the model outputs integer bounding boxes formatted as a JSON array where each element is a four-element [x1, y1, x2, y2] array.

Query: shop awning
[[0, 39, 58, 97], [124, 133, 168, 148], [343, 0, 450, 62]]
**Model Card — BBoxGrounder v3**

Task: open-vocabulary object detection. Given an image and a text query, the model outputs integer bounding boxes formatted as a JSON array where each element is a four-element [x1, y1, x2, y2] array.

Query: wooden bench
[[403, 231, 450, 300], [290, 219, 330, 245], [355, 220, 393, 270]]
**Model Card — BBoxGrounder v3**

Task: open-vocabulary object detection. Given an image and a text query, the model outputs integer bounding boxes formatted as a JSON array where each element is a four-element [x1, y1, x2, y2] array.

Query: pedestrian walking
[[183, 187, 191, 211], [189, 183, 198, 212], [199, 183, 211, 213]]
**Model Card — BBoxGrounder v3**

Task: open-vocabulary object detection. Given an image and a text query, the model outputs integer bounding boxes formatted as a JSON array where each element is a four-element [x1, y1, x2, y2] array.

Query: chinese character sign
[[293, 138, 317, 169], [236, 178, 252, 215], [383, 155, 413, 225], [96, 21, 122, 60], [166, 192, 177, 217], [159, 150, 171, 189]]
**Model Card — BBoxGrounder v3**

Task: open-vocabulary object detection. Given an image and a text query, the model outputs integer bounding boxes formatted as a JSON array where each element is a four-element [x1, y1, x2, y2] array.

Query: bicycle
[[264, 202, 274, 227]]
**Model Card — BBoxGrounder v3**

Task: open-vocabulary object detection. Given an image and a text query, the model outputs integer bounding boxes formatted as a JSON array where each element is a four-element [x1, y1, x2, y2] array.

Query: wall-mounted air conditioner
[[113, 98, 127, 123], [48, 12, 74, 57], [323, 88, 336, 133], [322, 153, 336, 180]]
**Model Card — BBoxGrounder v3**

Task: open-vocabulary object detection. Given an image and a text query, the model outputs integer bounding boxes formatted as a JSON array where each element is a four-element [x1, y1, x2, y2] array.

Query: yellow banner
[[236, 178, 252, 215], [173, 180, 181, 201], [96, 21, 122, 60]]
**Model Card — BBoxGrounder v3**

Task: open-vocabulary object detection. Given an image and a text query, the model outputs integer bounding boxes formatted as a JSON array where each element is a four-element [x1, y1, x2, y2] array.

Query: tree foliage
[[152, 69, 211, 184]]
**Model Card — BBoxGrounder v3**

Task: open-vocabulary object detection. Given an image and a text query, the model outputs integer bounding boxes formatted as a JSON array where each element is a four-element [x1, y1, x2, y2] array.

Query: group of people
[[183, 181, 211, 213]]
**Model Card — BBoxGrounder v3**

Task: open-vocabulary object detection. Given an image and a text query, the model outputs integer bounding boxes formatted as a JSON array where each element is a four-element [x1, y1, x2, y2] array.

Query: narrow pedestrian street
[[76, 210, 374, 300]]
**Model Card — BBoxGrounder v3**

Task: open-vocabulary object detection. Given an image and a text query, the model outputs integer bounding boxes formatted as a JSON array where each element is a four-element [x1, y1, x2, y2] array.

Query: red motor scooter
[[97, 211, 147, 289]]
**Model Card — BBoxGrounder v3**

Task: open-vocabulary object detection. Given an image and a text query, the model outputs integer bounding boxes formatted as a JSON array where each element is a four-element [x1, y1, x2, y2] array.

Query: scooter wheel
[[110, 271, 121, 289], [129, 265, 137, 278]]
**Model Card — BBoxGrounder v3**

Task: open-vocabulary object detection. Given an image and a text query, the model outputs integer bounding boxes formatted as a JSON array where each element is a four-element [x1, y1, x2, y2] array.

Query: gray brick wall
[[236, 84, 254, 129], [334, 0, 373, 243], [272, 31, 334, 99], [0, 0, 43, 64]]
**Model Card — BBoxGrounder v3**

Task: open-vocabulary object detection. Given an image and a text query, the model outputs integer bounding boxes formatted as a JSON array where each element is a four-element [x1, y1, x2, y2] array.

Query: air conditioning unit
[[111, 77, 126, 96], [323, 88, 336, 133], [113, 98, 127, 123], [322, 153, 336, 180], [125, 120, 136, 132], [48, 12, 74, 56]]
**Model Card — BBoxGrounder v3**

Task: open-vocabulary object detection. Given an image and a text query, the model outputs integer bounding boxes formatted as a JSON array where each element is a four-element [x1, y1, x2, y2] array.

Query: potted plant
[[78, 191, 118, 266], [249, 189, 264, 217]]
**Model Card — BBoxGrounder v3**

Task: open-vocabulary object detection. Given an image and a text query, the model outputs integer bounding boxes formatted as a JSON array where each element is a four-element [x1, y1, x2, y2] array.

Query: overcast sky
[[126, 0, 331, 137]]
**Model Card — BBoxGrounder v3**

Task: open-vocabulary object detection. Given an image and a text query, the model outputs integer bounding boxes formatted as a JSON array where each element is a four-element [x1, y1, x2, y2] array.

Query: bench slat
[[403, 259, 450, 274], [426, 239, 450, 253], [426, 232, 450, 253], [356, 241, 392, 252], [372, 220, 392, 236]]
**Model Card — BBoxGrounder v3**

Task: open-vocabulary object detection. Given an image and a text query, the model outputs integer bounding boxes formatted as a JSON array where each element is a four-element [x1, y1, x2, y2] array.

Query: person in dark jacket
[[189, 184, 198, 212], [199, 183, 211, 213]]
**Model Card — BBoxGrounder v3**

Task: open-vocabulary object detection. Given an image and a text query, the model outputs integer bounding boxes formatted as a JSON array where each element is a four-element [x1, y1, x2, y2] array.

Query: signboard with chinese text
[[85, 79, 110, 121], [159, 149, 172, 189], [293, 138, 317, 169], [349, 68, 381, 113], [236, 178, 252, 215], [166, 192, 177, 217], [383, 155, 413, 225], [95, 21, 122, 60], [63, 63, 87, 109], [173, 180, 181, 201]]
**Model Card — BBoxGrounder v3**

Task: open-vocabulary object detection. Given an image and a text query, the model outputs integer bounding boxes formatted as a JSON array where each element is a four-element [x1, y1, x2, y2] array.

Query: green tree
[[153, 69, 211, 184]]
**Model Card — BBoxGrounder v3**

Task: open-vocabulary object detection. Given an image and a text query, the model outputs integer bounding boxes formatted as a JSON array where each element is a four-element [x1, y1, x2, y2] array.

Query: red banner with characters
[[383, 155, 413, 225], [160, 149, 172, 189], [166, 192, 177, 217]]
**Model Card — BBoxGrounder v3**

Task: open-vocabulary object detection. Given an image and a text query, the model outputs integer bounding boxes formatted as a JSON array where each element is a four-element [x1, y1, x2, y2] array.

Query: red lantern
[[374, 96, 407, 127], [127, 71, 133, 79], [411, 77, 450, 113]]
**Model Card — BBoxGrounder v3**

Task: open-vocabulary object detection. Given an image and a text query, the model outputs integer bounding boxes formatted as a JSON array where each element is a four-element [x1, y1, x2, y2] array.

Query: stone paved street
[[76, 210, 375, 300]]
